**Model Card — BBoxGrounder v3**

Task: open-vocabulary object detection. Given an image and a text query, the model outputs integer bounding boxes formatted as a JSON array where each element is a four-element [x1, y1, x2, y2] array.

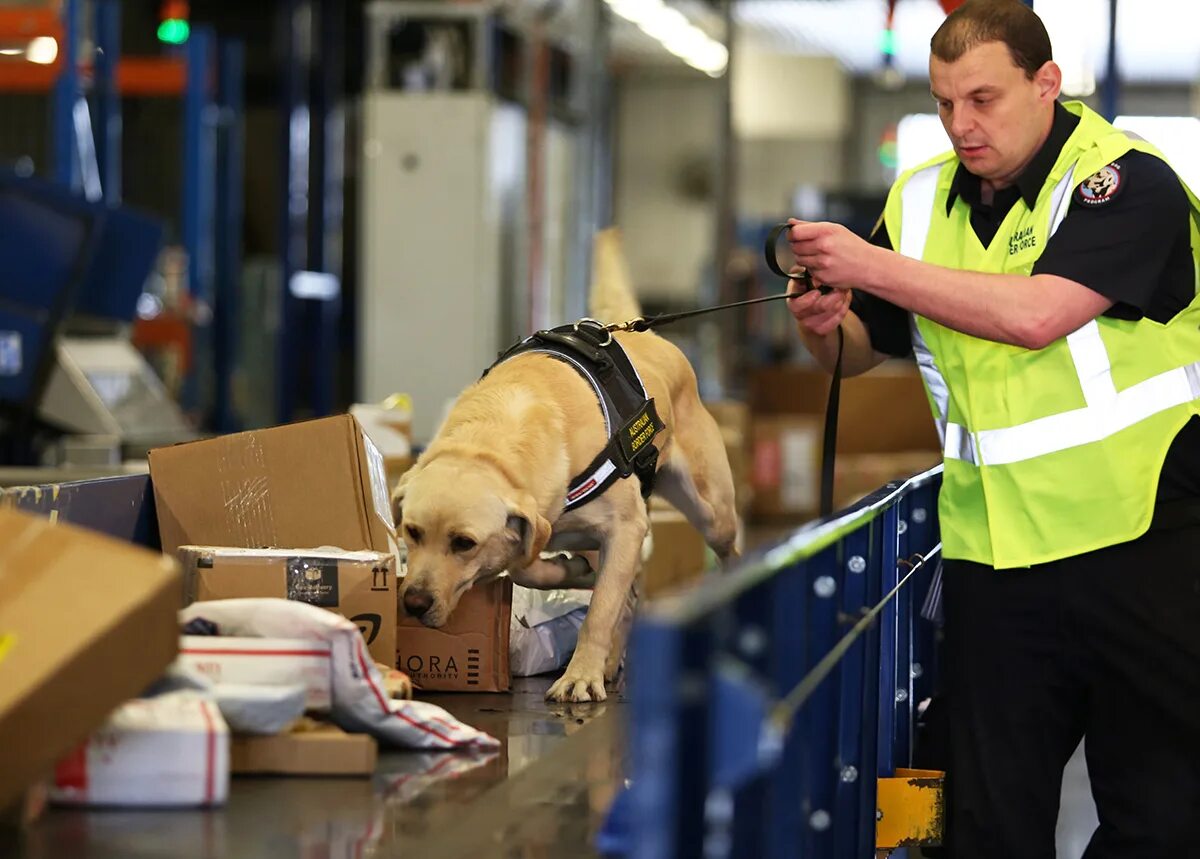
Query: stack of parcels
[[147, 414, 514, 694], [50, 597, 500, 810], [748, 362, 942, 521]]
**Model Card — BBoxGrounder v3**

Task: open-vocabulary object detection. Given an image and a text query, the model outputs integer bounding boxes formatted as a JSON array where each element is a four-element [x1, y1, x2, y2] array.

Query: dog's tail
[[588, 227, 643, 325]]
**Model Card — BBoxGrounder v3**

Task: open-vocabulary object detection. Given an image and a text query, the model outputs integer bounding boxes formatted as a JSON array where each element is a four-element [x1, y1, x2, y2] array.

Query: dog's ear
[[390, 466, 418, 526], [505, 495, 551, 567]]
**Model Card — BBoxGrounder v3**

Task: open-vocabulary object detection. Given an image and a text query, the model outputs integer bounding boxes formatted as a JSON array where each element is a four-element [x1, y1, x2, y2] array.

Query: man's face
[[930, 41, 1060, 186]]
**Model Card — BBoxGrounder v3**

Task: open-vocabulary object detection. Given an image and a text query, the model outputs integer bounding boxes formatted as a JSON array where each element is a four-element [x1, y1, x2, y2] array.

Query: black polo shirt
[[853, 101, 1200, 515]]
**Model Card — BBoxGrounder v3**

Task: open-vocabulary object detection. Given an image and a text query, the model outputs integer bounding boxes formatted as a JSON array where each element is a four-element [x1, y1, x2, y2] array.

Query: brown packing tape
[[213, 432, 277, 549]]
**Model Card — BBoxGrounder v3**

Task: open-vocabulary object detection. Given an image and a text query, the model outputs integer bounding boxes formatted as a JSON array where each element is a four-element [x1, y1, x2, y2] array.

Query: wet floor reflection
[[12, 677, 626, 859]]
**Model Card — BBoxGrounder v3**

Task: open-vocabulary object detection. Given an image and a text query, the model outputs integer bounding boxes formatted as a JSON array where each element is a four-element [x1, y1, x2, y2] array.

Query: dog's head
[[391, 457, 550, 627]]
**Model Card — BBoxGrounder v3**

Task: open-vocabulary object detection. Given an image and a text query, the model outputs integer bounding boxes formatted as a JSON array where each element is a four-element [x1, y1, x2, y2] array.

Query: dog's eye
[[405, 525, 423, 544], [450, 535, 476, 554]]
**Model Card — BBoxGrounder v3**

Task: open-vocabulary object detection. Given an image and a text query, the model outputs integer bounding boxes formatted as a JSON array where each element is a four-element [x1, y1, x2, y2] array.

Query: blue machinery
[[618, 465, 945, 857], [35, 0, 245, 431]]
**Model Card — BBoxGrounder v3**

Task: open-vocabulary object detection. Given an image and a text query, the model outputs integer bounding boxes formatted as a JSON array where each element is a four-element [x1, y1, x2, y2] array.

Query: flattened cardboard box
[[179, 546, 397, 666], [148, 415, 397, 557], [396, 577, 512, 692], [231, 725, 377, 777], [0, 510, 180, 812]]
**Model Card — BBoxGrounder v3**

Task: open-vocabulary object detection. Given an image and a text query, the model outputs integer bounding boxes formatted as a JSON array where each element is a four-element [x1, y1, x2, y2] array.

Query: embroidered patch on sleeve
[[1074, 162, 1124, 207]]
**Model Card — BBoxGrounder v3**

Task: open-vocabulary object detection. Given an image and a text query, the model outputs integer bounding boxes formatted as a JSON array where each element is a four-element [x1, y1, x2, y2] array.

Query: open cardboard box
[[148, 415, 397, 557]]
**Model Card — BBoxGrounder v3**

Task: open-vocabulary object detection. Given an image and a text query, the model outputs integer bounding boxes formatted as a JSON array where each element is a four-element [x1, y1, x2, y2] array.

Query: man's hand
[[787, 218, 881, 290], [786, 274, 852, 336]]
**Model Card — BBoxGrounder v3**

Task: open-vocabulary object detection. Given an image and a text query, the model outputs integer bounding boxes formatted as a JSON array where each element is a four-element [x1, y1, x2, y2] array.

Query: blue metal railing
[[620, 465, 944, 858]]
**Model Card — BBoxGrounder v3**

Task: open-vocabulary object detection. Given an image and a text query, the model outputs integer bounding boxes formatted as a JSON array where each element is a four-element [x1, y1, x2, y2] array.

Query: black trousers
[[940, 525, 1200, 858]]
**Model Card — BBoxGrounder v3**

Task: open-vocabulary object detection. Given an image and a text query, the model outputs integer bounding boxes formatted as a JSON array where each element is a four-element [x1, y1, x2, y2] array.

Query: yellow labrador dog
[[392, 231, 738, 703]]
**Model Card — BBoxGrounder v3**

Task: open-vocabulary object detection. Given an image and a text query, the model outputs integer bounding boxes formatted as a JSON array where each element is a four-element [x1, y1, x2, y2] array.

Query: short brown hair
[[931, 0, 1052, 79]]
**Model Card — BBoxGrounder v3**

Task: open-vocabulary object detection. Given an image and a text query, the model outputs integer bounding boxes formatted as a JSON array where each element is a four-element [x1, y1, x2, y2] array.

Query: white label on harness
[[0, 331, 21, 377], [780, 426, 818, 511]]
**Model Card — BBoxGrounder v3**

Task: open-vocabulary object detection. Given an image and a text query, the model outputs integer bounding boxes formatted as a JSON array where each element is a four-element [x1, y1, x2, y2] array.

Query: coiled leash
[[600, 223, 845, 518]]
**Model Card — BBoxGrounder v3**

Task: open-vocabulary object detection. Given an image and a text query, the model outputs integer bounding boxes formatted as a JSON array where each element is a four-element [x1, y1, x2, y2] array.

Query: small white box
[[51, 691, 230, 808]]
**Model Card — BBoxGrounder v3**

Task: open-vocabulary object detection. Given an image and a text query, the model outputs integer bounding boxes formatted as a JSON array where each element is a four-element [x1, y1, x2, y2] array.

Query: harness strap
[[486, 321, 664, 513]]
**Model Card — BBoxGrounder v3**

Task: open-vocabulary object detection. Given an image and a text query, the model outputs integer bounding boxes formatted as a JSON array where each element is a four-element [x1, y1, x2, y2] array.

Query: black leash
[[760, 224, 844, 519], [596, 291, 796, 335], [600, 222, 845, 518]]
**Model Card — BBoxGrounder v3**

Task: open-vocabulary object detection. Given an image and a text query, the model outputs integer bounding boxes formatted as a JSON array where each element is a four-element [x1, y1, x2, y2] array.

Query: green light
[[878, 140, 899, 169], [880, 28, 897, 57], [157, 18, 190, 45]]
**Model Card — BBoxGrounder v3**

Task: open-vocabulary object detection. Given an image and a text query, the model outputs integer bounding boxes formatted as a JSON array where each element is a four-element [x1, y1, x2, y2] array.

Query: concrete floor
[[10, 677, 625, 859]]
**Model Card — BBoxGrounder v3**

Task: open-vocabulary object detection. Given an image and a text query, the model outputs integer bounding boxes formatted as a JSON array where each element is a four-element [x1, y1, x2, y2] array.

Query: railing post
[[894, 496, 916, 766], [630, 621, 712, 859], [765, 562, 810, 859], [877, 505, 901, 778], [833, 528, 872, 855], [909, 483, 939, 706], [859, 517, 885, 855], [728, 584, 777, 858], [800, 546, 841, 856]]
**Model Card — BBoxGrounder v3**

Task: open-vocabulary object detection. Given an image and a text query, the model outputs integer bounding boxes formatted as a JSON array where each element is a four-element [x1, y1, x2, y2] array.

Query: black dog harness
[[484, 319, 664, 513]]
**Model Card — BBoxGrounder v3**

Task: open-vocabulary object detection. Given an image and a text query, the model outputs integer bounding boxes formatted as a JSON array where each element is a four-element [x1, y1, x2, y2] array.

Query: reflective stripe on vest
[[898, 160, 1200, 467], [900, 166, 952, 446]]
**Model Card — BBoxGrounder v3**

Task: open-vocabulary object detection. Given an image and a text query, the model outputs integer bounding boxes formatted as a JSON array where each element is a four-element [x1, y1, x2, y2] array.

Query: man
[[786, 1, 1200, 855]]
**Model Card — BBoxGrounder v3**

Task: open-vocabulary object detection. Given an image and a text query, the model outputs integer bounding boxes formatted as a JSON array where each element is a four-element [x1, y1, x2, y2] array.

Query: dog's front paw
[[546, 663, 607, 703]]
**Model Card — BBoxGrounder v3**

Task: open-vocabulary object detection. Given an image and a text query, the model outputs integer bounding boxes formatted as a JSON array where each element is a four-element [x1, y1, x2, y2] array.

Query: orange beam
[[0, 59, 59, 92], [0, 56, 189, 96], [0, 8, 61, 41], [117, 57, 187, 96]]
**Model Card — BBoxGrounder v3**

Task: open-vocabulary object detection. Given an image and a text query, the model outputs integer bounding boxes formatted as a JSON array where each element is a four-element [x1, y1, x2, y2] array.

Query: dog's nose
[[403, 589, 434, 618]]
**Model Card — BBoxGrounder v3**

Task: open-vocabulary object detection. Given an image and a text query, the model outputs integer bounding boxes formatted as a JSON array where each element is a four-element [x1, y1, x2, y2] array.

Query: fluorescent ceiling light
[[607, 0, 727, 76]]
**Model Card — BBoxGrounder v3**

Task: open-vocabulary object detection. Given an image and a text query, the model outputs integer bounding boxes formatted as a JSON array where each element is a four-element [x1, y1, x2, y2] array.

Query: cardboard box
[[751, 415, 823, 519], [148, 415, 397, 557], [396, 577, 512, 692], [177, 636, 333, 711], [51, 690, 230, 808], [748, 363, 942, 520], [230, 723, 377, 776], [179, 546, 397, 666], [704, 400, 753, 515], [643, 507, 710, 597], [0, 510, 181, 812], [749, 362, 940, 454]]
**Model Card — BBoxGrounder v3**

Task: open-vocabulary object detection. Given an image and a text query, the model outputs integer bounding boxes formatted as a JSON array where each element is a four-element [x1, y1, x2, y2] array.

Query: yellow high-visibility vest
[[884, 101, 1200, 568]]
